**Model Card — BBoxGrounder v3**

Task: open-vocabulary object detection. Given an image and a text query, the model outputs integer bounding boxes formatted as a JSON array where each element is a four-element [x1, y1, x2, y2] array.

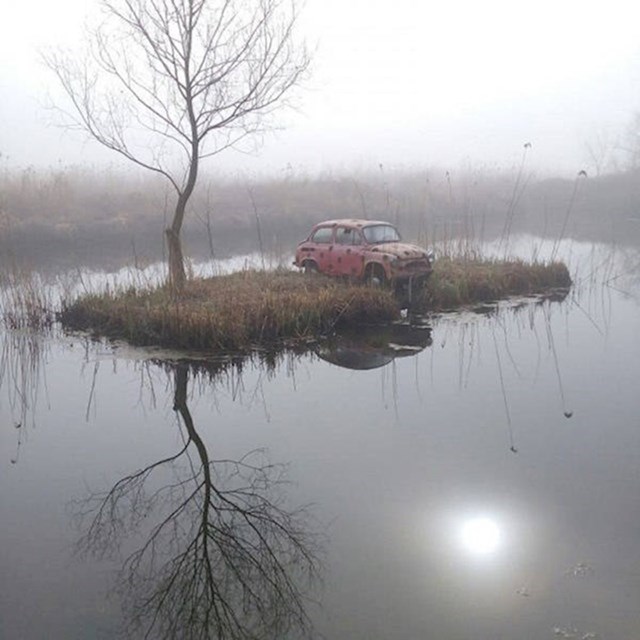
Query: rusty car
[[294, 219, 433, 290]]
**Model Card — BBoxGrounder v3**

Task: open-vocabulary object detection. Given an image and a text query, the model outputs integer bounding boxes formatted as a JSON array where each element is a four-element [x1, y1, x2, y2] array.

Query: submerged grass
[[58, 259, 572, 352], [0, 269, 55, 331]]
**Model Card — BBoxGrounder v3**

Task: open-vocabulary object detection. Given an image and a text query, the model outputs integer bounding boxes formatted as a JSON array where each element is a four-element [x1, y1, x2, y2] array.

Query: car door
[[308, 225, 334, 273], [332, 226, 365, 277]]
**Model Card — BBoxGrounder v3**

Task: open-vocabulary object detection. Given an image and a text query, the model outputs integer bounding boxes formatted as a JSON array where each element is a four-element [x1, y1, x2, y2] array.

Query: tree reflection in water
[[74, 361, 321, 640]]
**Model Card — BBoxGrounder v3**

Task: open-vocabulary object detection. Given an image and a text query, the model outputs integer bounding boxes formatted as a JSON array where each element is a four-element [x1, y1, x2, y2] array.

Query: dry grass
[[59, 259, 572, 352], [426, 257, 572, 309], [0, 270, 55, 331], [59, 270, 400, 352]]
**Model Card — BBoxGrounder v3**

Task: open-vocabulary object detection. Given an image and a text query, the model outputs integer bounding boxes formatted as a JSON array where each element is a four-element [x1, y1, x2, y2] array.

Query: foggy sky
[[1, 0, 639, 176]]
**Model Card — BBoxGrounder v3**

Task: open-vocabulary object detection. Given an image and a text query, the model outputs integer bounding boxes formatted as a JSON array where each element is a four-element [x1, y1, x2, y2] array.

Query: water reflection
[[0, 328, 52, 464], [315, 323, 433, 370], [73, 362, 321, 639], [459, 517, 502, 556], [2, 248, 639, 638]]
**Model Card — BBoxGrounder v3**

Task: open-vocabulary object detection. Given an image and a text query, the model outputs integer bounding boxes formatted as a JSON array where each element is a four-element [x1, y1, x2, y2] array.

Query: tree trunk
[[165, 227, 186, 291], [166, 135, 198, 291]]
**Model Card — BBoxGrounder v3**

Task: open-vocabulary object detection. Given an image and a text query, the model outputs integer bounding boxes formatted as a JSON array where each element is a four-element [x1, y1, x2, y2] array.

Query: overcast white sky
[[1, 0, 640, 176]]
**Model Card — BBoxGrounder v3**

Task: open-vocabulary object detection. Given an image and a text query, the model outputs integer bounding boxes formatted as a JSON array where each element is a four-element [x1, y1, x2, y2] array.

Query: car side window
[[335, 227, 364, 245], [336, 227, 354, 245], [311, 227, 333, 244]]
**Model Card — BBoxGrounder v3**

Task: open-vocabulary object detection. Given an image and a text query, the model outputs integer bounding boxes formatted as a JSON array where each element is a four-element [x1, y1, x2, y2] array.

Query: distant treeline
[[1, 165, 639, 269]]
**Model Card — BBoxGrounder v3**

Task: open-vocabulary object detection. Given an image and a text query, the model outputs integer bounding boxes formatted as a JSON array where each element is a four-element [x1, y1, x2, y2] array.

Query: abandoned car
[[294, 219, 433, 288]]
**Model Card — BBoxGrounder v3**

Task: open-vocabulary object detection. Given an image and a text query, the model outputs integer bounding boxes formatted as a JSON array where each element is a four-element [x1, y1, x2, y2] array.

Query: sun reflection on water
[[459, 517, 502, 556]]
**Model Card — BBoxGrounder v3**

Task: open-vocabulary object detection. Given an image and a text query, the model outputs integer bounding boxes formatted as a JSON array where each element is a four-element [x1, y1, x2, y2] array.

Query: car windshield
[[363, 224, 401, 244]]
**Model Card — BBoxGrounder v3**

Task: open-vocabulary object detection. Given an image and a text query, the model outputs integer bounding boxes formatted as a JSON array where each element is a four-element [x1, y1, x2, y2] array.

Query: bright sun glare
[[459, 517, 502, 556]]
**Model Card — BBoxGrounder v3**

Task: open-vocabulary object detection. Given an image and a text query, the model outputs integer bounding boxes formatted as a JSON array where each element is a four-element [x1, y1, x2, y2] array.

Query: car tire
[[303, 261, 319, 275], [365, 263, 386, 287]]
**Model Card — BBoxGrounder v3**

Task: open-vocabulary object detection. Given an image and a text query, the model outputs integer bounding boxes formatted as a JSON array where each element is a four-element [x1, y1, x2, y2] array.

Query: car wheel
[[303, 261, 319, 275], [365, 264, 386, 287]]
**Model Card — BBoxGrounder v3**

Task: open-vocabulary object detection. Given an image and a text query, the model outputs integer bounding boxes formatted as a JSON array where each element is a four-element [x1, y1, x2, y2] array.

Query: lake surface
[[1, 237, 639, 639]]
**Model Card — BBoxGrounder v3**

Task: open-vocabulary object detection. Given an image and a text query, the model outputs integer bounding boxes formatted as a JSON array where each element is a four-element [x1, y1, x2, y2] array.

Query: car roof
[[313, 219, 394, 229]]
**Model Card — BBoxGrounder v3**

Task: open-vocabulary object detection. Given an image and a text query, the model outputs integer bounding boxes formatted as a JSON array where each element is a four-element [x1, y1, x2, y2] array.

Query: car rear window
[[311, 227, 333, 244]]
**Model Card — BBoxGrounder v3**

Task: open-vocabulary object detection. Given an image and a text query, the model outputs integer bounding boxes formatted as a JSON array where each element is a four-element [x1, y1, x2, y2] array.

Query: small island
[[59, 257, 571, 353]]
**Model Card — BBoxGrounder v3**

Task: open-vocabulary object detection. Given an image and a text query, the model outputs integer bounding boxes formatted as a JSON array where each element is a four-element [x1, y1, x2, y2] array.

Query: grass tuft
[[425, 257, 572, 309]]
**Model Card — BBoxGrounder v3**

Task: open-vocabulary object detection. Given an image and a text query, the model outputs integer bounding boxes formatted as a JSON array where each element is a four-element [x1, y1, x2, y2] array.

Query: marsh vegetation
[[1, 164, 639, 270], [1, 161, 586, 351], [57, 258, 571, 352]]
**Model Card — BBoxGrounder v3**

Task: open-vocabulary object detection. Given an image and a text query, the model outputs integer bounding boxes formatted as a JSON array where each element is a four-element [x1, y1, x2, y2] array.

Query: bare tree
[[45, 0, 309, 289]]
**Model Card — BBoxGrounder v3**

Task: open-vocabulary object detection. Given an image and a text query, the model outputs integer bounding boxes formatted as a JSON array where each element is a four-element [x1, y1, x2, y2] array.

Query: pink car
[[294, 219, 433, 288]]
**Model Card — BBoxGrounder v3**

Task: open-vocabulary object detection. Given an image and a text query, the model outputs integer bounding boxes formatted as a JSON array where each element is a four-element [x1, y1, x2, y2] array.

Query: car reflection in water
[[315, 322, 433, 371]]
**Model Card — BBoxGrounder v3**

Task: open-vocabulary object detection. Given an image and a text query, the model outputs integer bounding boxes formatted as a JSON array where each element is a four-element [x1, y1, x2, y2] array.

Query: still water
[[1, 238, 639, 639]]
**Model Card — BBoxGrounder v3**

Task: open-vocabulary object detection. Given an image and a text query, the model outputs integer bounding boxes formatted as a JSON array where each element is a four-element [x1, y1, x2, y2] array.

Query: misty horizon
[[1, 0, 640, 177]]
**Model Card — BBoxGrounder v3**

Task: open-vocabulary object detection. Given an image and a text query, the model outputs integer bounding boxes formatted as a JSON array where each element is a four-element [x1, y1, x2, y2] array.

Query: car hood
[[370, 242, 427, 259]]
